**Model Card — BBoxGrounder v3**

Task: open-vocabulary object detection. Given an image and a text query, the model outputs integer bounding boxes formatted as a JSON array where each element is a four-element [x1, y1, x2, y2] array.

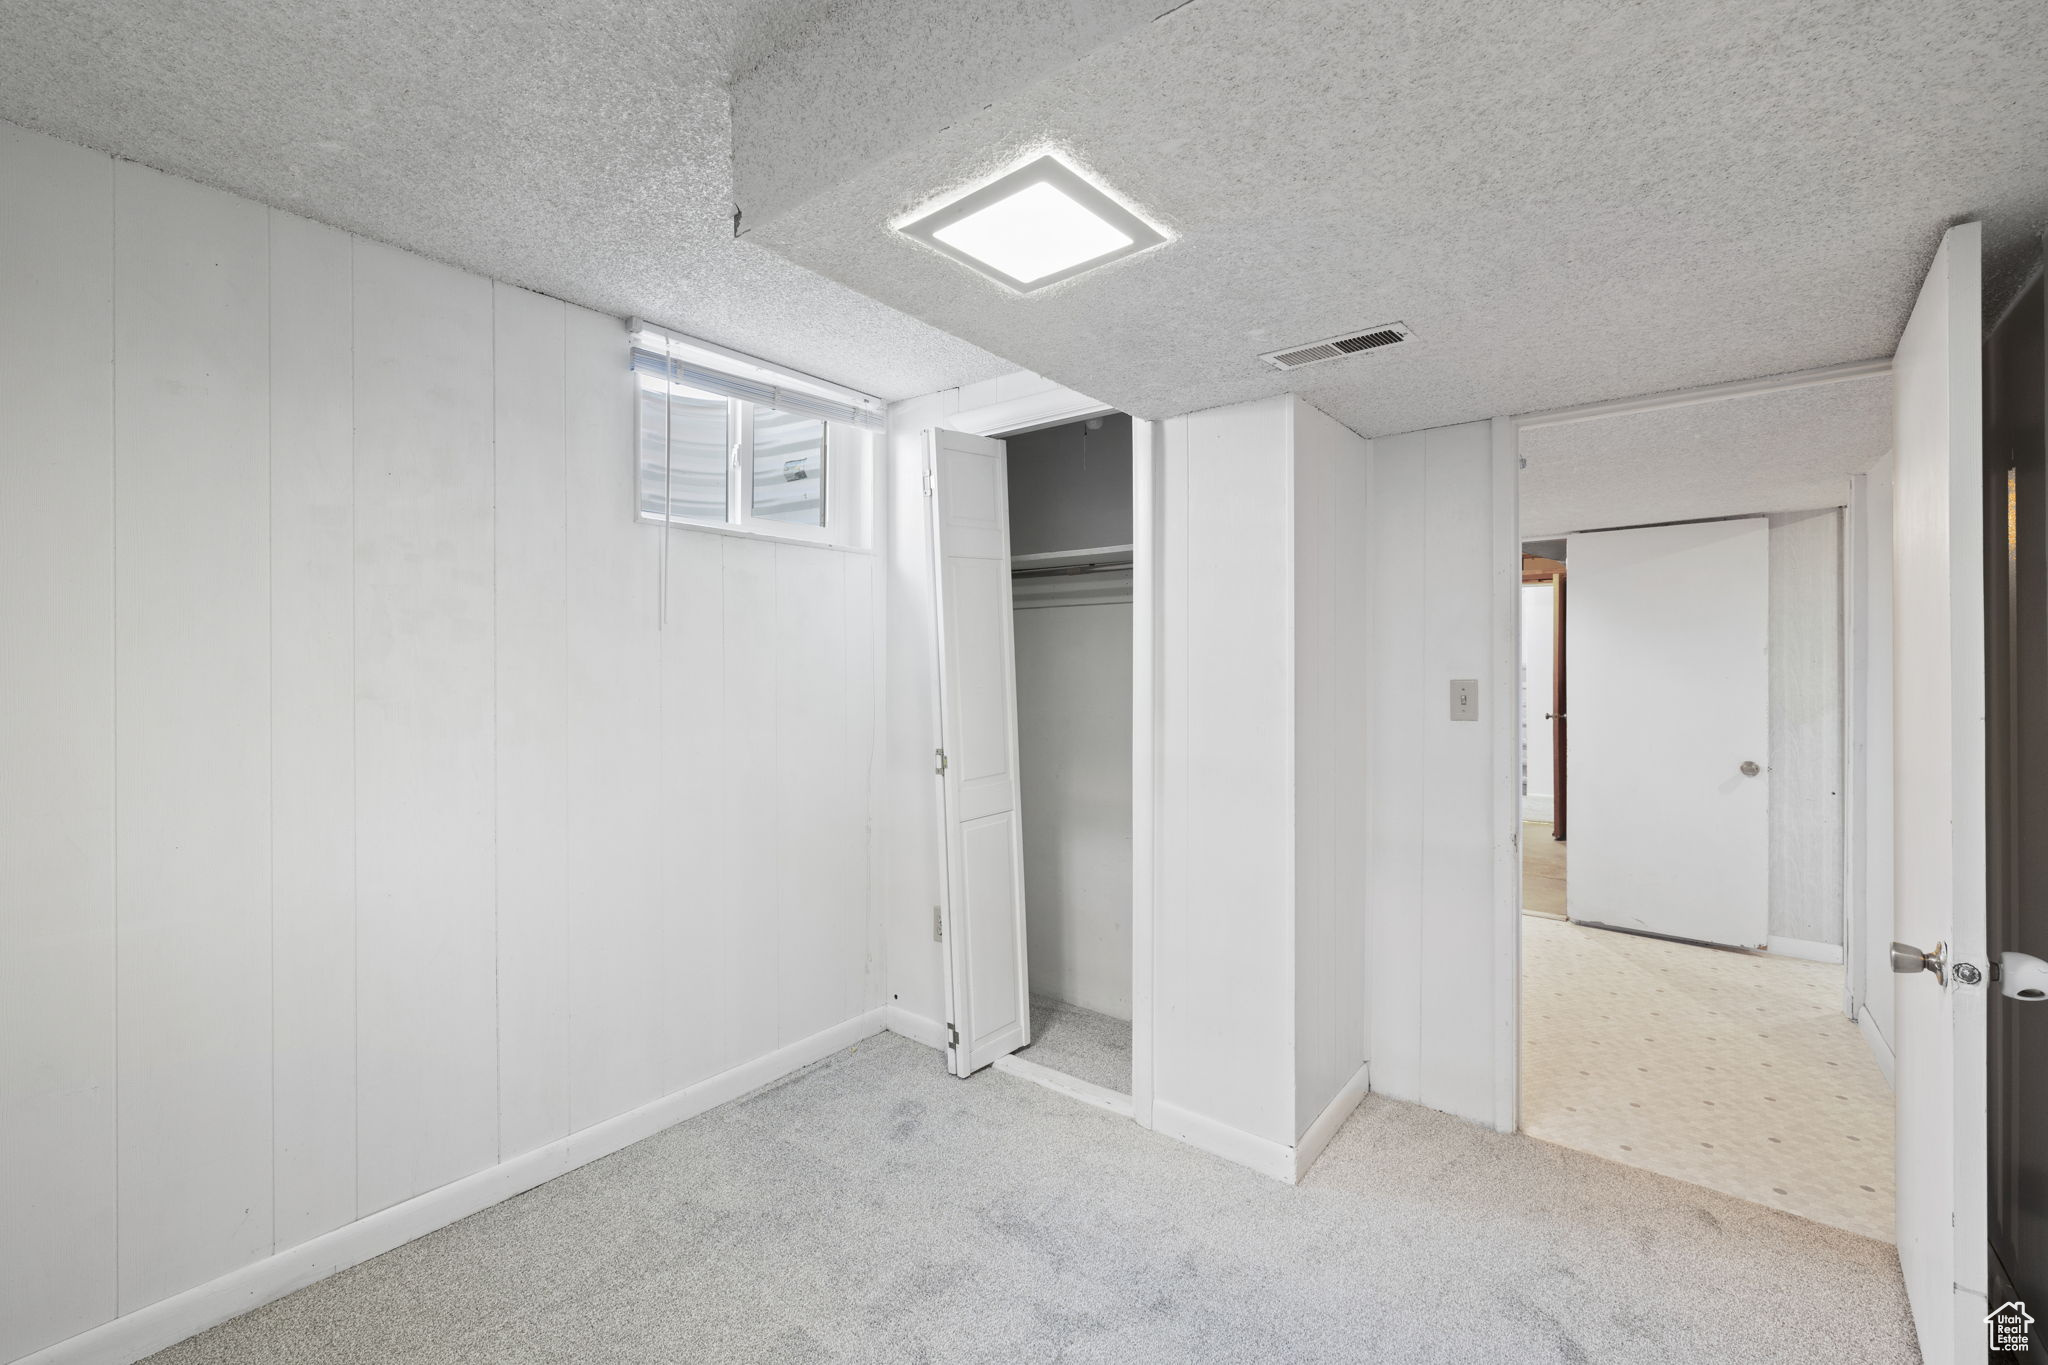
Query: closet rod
[[1011, 559, 1134, 580]]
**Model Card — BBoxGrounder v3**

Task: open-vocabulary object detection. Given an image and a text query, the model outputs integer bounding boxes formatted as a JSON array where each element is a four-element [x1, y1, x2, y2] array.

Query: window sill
[[637, 513, 874, 556]]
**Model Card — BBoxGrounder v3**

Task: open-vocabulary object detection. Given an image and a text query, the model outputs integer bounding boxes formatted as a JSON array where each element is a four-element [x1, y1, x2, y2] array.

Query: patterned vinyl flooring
[[1521, 913, 1895, 1242]]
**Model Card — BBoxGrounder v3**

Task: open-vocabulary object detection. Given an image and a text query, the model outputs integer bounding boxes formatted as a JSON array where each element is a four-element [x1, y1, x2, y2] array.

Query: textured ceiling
[[1517, 371, 1892, 539], [736, 0, 2048, 435], [733, 0, 1174, 230], [0, 0, 1009, 401]]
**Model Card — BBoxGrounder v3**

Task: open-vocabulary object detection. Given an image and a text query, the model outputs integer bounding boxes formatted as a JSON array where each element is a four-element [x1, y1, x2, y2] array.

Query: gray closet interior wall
[[1006, 414, 1133, 555], [1008, 416, 1134, 1019]]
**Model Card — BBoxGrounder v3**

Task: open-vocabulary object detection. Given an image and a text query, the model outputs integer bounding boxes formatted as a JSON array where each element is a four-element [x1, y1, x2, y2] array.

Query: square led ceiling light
[[897, 154, 1168, 293]]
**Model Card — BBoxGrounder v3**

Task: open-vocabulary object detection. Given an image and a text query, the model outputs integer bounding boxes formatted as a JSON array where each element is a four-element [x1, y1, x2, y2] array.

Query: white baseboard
[[18, 1009, 888, 1365], [883, 1004, 947, 1050], [1293, 1063, 1370, 1182], [1766, 935, 1845, 964], [1150, 1099, 1295, 1183], [992, 1054, 1135, 1118], [1857, 1005, 1896, 1089], [1521, 796, 1554, 822]]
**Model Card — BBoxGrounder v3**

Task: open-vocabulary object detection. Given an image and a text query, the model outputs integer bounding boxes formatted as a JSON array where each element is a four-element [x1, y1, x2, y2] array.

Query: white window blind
[[629, 319, 877, 548], [627, 322, 885, 432]]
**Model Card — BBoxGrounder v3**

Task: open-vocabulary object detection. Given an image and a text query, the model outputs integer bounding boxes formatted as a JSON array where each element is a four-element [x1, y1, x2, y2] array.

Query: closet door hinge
[[933, 906, 944, 942], [922, 463, 935, 496], [946, 1023, 960, 1048], [934, 747, 948, 775]]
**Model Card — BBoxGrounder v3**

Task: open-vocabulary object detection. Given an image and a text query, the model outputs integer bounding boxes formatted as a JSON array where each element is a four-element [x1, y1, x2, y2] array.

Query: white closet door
[[1888, 220, 1987, 1365], [1565, 517, 1770, 949], [927, 427, 1030, 1075]]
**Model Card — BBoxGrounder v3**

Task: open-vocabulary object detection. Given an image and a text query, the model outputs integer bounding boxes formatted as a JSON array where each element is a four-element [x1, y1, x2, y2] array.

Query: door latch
[[1999, 951, 2048, 1000]]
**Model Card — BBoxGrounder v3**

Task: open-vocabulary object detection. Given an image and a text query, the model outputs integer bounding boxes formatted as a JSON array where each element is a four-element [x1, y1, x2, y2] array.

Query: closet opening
[[1003, 413, 1135, 1101]]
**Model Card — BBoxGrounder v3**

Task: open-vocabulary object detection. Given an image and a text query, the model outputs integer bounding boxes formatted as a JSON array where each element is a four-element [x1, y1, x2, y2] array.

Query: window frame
[[734, 401, 834, 544], [636, 381, 856, 549], [629, 318, 880, 552]]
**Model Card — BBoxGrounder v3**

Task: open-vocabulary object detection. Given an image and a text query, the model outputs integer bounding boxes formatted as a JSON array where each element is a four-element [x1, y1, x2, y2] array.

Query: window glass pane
[[666, 388, 730, 523], [635, 379, 670, 520], [750, 409, 826, 526], [635, 378, 728, 523]]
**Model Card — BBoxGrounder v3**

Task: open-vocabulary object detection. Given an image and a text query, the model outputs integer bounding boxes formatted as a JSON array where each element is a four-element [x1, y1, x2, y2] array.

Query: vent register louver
[[1259, 322, 1413, 371]]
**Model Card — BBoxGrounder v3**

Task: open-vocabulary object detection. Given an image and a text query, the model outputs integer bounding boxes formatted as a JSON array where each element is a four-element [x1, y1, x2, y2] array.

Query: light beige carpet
[[1522, 916, 1895, 1241], [142, 1032, 1917, 1365]]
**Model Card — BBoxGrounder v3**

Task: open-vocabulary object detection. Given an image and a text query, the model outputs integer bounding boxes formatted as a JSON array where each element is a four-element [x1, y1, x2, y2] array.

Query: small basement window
[[631, 321, 881, 546]]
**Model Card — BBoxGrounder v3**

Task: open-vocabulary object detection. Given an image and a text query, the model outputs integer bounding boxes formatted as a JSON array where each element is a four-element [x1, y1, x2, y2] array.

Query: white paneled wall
[[0, 125, 882, 1365], [493, 282, 573, 1162], [1155, 398, 1298, 1156], [1365, 419, 1520, 1131], [1766, 509, 1845, 950], [1519, 583, 1556, 820], [352, 236, 502, 1219], [564, 299, 665, 1136], [271, 212, 359, 1250], [0, 123, 117, 1361], [1290, 402, 1370, 1142], [113, 161, 276, 1312], [1847, 460, 1897, 1073]]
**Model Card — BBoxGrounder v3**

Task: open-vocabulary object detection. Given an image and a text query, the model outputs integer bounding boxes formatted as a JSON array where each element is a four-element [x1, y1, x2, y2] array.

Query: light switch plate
[[1449, 678, 1478, 721]]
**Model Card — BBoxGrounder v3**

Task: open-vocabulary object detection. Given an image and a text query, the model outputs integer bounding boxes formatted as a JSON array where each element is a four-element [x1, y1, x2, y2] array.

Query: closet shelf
[[1010, 544, 1135, 577]]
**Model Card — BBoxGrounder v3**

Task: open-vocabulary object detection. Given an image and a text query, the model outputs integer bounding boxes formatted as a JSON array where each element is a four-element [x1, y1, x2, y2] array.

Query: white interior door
[[1889, 220, 1987, 1365], [927, 427, 1030, 1075], [1565, 517, 1770, 948]]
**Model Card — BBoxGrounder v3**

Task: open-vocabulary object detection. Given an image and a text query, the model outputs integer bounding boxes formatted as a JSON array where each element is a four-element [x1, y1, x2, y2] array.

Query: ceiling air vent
[[1260, 322, 1413, 371]]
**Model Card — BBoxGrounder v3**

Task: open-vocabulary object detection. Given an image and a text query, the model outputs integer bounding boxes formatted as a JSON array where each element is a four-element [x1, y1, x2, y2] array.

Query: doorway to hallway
[[1514, 498, 1894, 1243]]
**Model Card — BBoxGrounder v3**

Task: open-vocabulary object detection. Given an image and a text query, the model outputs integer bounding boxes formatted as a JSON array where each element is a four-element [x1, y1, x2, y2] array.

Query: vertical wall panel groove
[[269, 210, 359, 1250], [564, 306, 664, 1131], [493, 284, 572, 1159], [661, 530, 728, 1092]]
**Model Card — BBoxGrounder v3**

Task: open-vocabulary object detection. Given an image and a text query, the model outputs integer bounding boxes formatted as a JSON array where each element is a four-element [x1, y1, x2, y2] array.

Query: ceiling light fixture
[[896, 153, 1168, 293]]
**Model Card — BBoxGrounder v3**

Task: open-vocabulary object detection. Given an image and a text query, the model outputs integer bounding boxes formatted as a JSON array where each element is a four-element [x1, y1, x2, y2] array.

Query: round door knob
[[1739, 760, 1761, 777], [1892, 939, 1949, 986]]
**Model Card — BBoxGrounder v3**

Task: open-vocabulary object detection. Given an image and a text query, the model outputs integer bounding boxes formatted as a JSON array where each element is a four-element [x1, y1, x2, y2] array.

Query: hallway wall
[[1520, 581, 1557, 820], [1766, 509, 1846, 953]]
